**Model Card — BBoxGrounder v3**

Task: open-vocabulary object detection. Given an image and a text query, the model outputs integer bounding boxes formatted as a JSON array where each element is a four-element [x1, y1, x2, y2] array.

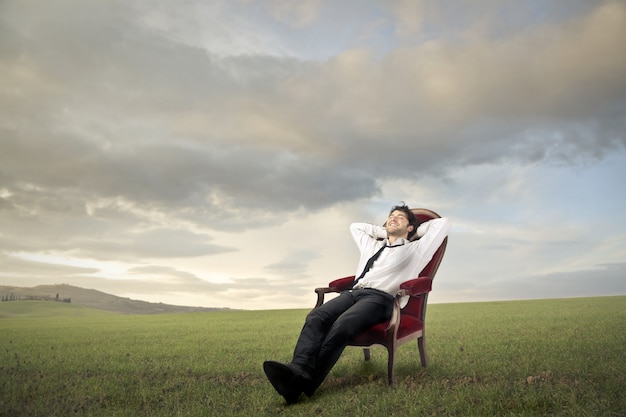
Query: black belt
[[349, 287, 394, 300]]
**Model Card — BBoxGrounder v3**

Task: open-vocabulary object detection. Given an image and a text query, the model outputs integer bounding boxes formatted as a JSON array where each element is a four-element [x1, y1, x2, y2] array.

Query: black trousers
[[291, 288, 394, 387]]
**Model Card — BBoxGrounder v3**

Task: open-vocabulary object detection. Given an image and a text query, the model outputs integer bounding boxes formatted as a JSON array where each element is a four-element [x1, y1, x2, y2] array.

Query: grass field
[[1, 296, 624, 416]]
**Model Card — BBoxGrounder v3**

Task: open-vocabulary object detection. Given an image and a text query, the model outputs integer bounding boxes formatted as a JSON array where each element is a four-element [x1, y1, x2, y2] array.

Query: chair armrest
[[386, 277, 432, 332], [399, 277, 433, 296], [313, 275, 356, 308], [328, 275, 356, 291]]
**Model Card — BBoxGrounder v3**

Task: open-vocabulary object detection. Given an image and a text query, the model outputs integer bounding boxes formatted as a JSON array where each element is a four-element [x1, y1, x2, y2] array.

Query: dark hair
[[389, 203, 419, 239]]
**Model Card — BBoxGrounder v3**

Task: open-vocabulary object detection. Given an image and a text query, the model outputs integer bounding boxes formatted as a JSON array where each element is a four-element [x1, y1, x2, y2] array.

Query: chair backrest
[[402, 208, 448, 319]]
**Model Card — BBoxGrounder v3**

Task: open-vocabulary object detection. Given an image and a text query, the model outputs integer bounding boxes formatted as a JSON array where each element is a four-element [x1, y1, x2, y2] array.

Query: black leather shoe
[[289, 364, 317, 397], [263, 361, 303, 404], [302, 378, 318, 398]]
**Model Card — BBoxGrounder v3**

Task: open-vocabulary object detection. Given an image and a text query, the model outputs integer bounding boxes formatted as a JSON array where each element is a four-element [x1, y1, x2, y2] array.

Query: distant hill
[[0, 284, 230, 314]]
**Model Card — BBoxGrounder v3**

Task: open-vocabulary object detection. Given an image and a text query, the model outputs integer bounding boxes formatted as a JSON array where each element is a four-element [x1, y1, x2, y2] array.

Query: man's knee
[[304, 308, 330, 331], [328, 316, 361, 341]]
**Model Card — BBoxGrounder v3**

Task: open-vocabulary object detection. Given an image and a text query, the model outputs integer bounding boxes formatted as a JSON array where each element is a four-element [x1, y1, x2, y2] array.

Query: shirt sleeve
[[350, 223, 387, 247], [411, 217, 450, 266]]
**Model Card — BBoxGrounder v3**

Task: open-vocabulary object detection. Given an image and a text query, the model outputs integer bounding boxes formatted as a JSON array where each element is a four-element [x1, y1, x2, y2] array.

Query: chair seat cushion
[[351, 315, 424, 345]]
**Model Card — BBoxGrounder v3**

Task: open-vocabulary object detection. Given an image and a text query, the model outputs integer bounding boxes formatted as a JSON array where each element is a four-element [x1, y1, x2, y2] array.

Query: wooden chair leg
[[418, 336, 428, 367], [387, 346, 396, 386], [363, 348, 371, 361]]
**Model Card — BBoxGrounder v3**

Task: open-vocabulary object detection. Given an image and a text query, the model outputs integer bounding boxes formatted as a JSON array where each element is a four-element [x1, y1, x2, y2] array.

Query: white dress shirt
[[349, 217, 450, 301]]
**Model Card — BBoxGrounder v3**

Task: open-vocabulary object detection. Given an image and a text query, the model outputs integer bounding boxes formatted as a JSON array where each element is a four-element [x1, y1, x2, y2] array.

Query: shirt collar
[[385, 238, 408, 247]]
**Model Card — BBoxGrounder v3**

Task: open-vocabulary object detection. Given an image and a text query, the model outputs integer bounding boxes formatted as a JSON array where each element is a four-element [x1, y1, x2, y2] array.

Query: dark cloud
[[78, 228, 234, 260], [2, 1, 625, 220]]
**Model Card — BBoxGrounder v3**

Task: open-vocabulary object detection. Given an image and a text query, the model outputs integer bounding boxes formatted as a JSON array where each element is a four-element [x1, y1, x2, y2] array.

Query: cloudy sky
[[1, 0, 625, 310]]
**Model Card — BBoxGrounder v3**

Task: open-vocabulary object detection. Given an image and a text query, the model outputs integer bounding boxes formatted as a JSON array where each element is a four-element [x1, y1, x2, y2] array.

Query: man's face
[[386, 210, 413, 237]]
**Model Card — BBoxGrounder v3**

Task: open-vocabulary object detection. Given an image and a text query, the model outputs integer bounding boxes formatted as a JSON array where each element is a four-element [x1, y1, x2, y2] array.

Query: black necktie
[[352, 245, 386, 288]]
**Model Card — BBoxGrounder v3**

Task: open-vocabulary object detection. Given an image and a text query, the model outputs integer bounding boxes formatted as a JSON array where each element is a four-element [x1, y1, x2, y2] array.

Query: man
[[263, 204, 450, 404]]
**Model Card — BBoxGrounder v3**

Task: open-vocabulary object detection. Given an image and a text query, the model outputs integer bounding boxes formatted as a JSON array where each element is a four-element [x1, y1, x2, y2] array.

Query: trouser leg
[[292, 289, 393, 389], [291, 291, 355, 371], [312, 290, 393, 384]]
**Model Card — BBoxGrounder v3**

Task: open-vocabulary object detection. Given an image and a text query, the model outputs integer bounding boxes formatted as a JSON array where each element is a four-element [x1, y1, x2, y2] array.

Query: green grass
[[1, 296, 624, 417]]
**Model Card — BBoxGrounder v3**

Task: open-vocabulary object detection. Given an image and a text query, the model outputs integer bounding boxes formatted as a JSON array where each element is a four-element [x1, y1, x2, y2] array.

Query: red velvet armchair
[[313, 208, 448, 386]]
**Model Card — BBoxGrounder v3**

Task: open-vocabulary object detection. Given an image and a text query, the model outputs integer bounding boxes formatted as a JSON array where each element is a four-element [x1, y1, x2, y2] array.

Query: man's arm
[[350, 223, 387, 246], [416, 217, 450, 239], [410, 217, 450, 263]]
